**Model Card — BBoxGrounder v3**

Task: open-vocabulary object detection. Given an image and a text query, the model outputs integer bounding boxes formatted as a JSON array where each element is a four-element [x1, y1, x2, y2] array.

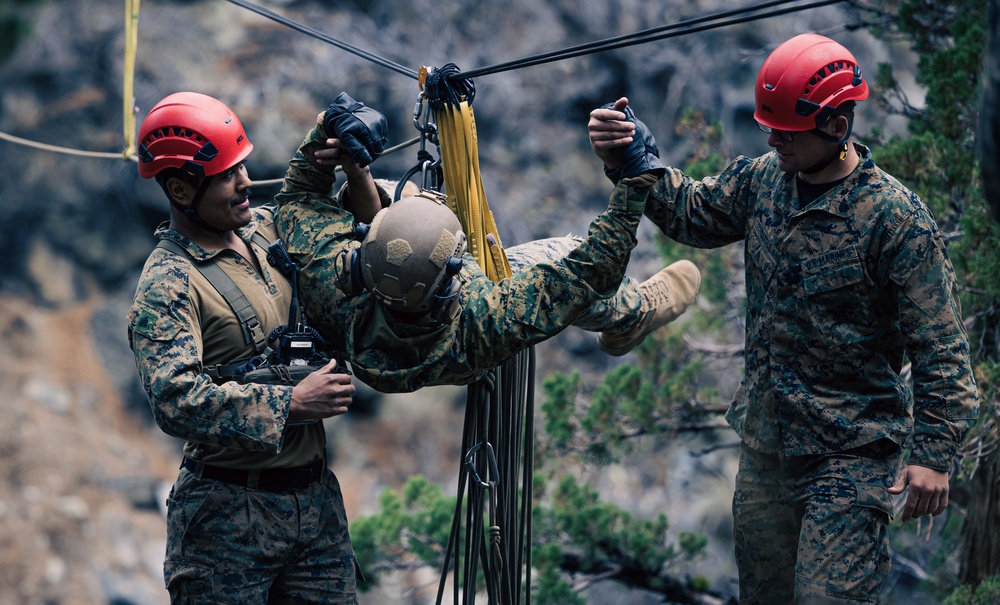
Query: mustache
[[232, 188, 253, 205]]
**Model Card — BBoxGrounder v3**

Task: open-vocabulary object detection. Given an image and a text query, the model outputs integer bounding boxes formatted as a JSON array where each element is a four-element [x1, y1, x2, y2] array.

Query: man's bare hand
[[289, 359, 355, 420], [888, 464, 950, 522], [588, 97, 635, 169], [313, 138, 368, 177]]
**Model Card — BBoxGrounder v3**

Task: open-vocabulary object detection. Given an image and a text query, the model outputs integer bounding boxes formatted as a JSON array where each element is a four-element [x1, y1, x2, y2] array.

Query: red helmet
[[137, 92, 253, 179], [754, 33, 869, 132]]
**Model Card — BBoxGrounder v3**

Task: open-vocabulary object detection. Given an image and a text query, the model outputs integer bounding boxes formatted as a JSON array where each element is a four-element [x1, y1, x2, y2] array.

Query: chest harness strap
[[155, 232, 272, 355]]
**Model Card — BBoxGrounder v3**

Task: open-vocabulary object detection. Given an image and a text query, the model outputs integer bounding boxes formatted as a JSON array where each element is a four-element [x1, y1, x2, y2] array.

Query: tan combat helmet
[[358, 190, 467, 322]]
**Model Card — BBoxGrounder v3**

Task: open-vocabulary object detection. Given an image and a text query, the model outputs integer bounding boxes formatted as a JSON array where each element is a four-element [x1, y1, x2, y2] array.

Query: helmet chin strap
[[799, 145, 843, 175], [171, 175, 227, 234], [800, 119, 854, 175]]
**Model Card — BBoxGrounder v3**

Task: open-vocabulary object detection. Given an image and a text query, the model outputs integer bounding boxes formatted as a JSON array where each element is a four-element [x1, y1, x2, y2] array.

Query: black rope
[[457, 0, 845, 79], [435, 349, 534, 605], [423, 63, 476, 109], [436, 375, 489, 605], [224, 0, 845, 93], [222, 0, 419, 79]]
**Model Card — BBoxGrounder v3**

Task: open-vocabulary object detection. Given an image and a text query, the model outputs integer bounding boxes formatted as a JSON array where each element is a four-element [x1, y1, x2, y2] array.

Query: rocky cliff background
[[0, 1, 923, 603]]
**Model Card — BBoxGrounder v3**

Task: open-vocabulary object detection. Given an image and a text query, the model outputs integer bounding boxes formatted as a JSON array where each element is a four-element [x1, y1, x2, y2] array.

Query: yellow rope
[[432, 97, 511, 282], [0, 0, 141, 163], [122, 0, 141, 161]]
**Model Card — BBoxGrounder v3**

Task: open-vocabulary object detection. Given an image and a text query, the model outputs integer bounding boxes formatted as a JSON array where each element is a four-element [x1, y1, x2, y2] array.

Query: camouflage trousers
[[733, 440, 901, 604], [164, 466, 358, 605], [506, 235, 644, 332]]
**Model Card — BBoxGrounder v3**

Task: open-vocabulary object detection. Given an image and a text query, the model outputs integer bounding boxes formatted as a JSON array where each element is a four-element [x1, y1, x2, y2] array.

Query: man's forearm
[[560, 182, 647, 296], [279, 126, 339, 200], [340, 165, 382, 224]]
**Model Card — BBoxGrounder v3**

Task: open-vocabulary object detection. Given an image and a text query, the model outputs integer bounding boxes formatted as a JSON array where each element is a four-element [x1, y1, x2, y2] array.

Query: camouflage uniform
[[642, 144, 979, 603], [275, 125, 650, 393], [127, 208, 358, 604]]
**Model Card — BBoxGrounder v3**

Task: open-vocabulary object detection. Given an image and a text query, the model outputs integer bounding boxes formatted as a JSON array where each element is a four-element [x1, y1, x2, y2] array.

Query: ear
[[165, 176, 195, 208], [830, 114, 852, 139]]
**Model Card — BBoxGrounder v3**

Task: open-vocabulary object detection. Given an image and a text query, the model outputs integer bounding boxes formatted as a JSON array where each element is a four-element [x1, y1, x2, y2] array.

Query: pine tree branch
[[560, 551, 737, 605]]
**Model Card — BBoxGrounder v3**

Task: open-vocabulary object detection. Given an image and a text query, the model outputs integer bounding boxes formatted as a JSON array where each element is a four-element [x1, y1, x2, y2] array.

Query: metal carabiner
[[395, 91, 443, 199], [421, 158, 443, 190], [411, 93, 426, 133], [411, 93, 438, 141], [464, 441, 501, 489]]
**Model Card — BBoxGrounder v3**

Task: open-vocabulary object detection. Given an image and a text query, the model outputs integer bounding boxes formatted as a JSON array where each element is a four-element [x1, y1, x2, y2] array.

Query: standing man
[[589, 34, 979, 603], [128, 92, 364, 604]]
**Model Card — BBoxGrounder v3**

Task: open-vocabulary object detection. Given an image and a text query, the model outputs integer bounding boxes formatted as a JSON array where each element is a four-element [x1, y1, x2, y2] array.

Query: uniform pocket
[[824, 484, 893, 601], [802, 249, 879, 346], [128, 300, 183, 342], [165, 563, 216, 603]]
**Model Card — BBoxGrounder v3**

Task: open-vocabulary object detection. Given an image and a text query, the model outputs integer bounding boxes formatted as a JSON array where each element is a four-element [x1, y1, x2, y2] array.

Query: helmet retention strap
[[183, 175, 227, 234]]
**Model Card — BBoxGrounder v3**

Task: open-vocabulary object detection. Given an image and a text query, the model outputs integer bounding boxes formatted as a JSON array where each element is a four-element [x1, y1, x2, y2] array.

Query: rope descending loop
[[436, 356, 535, 605], [466, 444, 505, 594]]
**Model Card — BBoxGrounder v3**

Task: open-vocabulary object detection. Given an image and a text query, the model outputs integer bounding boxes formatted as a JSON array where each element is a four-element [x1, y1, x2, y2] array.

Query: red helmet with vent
[[137, 92, 253, 179], [753, 33, 869, 132]]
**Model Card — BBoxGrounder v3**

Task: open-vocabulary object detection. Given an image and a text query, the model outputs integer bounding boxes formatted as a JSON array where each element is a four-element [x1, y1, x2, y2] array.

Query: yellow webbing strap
[[422, 71, 511, 282], [122, 0, 141, 161]]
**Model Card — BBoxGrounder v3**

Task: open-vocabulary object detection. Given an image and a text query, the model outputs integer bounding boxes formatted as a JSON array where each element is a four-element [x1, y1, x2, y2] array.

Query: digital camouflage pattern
[[274, 125, 650, 393], [643, 143, 979, 468], [733, 441, 899, 604], [643, 142, 979, 600], [164, 468, 357, 605]]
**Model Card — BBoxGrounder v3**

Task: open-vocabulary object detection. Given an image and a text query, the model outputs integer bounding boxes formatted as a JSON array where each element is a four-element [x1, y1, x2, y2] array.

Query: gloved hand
[[322, 92, 389, 167], [601, 103, 666, 185]]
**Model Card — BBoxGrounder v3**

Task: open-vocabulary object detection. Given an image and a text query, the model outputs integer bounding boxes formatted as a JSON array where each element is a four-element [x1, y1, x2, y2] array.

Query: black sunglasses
[[755, 120, 798, 142]]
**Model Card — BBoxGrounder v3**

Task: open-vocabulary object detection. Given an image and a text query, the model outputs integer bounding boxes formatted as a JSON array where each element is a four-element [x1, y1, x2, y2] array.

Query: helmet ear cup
[[427, 257, 465, 323], [337, 247, 367, 296], [334, 223, 371, 297]]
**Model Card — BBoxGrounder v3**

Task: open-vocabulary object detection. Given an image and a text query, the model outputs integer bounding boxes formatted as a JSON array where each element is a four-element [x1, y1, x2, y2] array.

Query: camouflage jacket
[[127, 208, 326, 468], [275, 125, 648, 393], [644, 144, 979, 469]]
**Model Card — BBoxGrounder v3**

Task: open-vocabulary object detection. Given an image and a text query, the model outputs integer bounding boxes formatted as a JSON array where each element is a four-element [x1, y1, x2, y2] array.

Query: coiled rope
[[419, 62, 524, 604]]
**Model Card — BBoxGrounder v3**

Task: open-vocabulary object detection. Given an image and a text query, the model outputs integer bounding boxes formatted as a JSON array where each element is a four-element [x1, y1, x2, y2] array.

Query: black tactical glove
[[322, 92, 388, 168], [601, 103, 666, 185]]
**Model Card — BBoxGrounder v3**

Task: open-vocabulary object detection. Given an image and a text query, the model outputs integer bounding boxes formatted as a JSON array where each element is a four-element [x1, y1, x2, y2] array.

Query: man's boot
[[598, 259, 701, 356]]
